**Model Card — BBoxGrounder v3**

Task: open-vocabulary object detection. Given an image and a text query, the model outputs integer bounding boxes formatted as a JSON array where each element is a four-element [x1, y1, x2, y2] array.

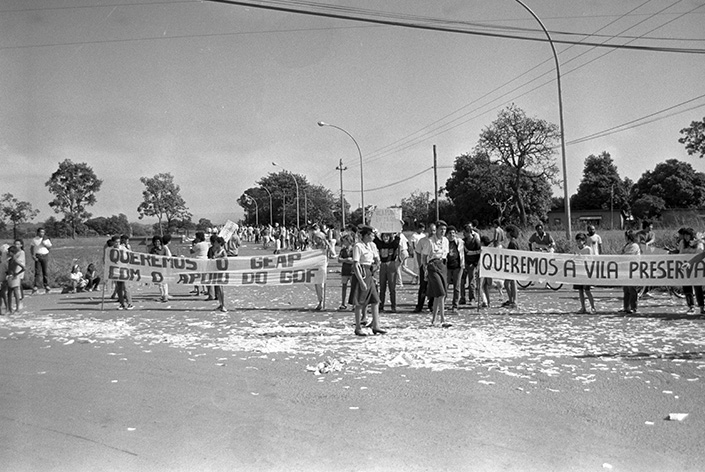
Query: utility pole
[[433, 145, 439, 221], [336, 158, 347, 229]]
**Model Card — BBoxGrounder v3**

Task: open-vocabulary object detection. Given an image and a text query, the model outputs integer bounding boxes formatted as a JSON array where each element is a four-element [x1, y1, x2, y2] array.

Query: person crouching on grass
[[574, 233, 596, 314], [351, 225, 386, 337]]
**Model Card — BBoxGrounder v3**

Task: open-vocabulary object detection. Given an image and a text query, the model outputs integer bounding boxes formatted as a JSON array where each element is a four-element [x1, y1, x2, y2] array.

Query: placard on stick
[[369, 207, 403, 234]]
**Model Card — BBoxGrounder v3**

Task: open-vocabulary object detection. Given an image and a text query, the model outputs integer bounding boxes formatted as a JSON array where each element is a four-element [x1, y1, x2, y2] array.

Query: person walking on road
[[351, 225, 386, 336]]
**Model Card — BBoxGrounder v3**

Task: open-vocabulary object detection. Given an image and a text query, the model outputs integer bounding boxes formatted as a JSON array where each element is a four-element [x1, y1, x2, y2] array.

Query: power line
[[205, 0, 705, 54]]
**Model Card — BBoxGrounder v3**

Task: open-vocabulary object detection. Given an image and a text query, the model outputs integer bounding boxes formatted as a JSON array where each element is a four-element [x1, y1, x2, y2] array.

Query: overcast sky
[[2, 0, 704, 225]]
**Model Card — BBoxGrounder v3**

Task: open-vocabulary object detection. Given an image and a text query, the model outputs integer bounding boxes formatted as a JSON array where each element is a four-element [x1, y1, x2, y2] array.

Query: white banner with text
[[479, 247, 705, 286], [104, 249, 327, 286]]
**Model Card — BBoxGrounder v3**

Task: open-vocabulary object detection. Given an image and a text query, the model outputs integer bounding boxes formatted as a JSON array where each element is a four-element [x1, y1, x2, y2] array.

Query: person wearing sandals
[[574, 233, 596, 314], [351, 225, 386, 336]]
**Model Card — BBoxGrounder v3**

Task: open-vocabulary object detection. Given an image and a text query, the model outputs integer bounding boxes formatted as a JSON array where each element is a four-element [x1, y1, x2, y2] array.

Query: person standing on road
[[413, 222, 434, 313], [620, 230, 641, 315], [374, 232, 400, 313], [212, 236, 228, 312], [150, 235, 170, 303], [445, 226, 464, 313], [677, 227, 704, 315], [460, 220, 481, 306], [351, 225, 385, 336], [30, 228, 52, 294], [574, 233, 596, 314], [586, 225, 603, 255], [422, 220, 450, 327], [13, 239, 26, 300], [502, 225, 520, 309]]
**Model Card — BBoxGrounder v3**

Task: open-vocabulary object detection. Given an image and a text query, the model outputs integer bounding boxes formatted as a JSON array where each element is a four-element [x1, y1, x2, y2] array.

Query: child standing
[[574, 233, 596, 314], [338, 235, 354, 311], [6, 246, 25, 312]]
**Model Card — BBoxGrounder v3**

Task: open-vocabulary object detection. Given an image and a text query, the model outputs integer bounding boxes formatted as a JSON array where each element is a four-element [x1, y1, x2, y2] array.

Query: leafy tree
[[445, 150, 552, 227], [85, 214, 131, 236], [43, 216, 72, 238], [45, 159, 102, 238], [476, 104, 560, 226], [137, 173, 192, 236], [244, 172, 339, 227], [571, 152, 632, 210], [631, 194, 666, 220], [196, 218, 214, 232], [679, 116, 705, 158], [400, 190, 434, 226], [631, 159, 705, 209], [1, 193, 40, 239]]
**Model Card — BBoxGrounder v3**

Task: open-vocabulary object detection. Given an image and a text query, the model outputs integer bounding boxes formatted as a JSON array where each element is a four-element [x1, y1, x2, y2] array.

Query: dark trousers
[[623, 287, 638, 311], [415, 266, 432, 311], [460, 263, 477, 301], [683, 286, 704, 307], [34, 253, 49, 290]]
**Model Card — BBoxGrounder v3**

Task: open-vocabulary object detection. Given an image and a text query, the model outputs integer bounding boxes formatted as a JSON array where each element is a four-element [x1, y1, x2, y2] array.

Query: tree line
[[2, 109, 704, 239]]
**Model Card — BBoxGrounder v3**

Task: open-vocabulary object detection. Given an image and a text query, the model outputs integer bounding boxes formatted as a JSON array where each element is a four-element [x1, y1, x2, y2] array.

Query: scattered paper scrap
[[666, 413, 688, 421]]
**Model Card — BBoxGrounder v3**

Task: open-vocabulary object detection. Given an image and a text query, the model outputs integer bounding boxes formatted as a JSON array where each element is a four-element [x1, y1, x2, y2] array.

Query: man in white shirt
[[30, 227, 52, 294], [586, 225, 603, 255]]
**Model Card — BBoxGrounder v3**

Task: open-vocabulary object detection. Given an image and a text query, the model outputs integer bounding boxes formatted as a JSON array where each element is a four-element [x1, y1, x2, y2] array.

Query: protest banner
[[369, 207, 403, 234], [103, 248, 327, 286], [479, 246, 705, 286]]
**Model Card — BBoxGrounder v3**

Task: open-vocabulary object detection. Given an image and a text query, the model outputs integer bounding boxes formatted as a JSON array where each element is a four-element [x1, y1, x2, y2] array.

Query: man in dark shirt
[[374, 232, 400, 312]]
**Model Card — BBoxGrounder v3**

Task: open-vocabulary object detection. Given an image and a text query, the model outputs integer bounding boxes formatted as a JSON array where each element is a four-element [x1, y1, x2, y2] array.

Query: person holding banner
[[574, 233, 596, 314], [620, 230, 641, 315], [677, 227, 704, 315], [351, 225, 386, 336], [212, 236, 228, 312], [150, 235, 170, 303], [528, 224, 556, 252], [422, 220, 450, 328]]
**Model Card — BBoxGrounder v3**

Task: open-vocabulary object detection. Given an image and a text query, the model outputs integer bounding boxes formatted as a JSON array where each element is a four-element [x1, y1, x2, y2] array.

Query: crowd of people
[[2, 219, 704, 332]]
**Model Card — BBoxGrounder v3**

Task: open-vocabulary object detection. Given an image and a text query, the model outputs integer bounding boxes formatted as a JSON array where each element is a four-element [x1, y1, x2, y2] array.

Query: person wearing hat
[[421, 220, 451, 327], [350, 225, 386, 336]]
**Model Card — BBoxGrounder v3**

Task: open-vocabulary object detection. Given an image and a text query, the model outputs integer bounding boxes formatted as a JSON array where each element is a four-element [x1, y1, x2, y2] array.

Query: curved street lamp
[[272, 162, 300, 228], [513, 0, 571, 239], [244, 193, 259, 227], [260, 185, 274, 226], [317, 121, 365, 224]]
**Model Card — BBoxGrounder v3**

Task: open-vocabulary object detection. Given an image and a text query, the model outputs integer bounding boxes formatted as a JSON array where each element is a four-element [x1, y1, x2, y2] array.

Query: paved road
[[1, 243, 703, 471]]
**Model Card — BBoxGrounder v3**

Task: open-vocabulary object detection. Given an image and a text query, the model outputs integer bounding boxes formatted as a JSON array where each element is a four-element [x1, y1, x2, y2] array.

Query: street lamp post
[[272, 162, 300, 229], [513, 0, 571, 239], [244, 193, 259, 227], [318, 121, 365, 224], [261, 185, 274, 227], [336, 158, 347, 229]]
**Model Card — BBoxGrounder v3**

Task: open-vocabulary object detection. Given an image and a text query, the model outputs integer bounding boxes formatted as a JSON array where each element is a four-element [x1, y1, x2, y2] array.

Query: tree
[[571, 152, 632, 211], [476, 104, 560, 226], [137, 173, 192, 236], [631, 194, 666, 220], [1, 193, 40, 239], [444, 150, 553, 227], [679, 116, 705, 158], [85, 214, 131, 236], [400, 190, 434, 226], [244, 172, 339, 228], [631, 159, 705, 209], [45, 159, 102, 238], [196, 218, 214, 232]]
